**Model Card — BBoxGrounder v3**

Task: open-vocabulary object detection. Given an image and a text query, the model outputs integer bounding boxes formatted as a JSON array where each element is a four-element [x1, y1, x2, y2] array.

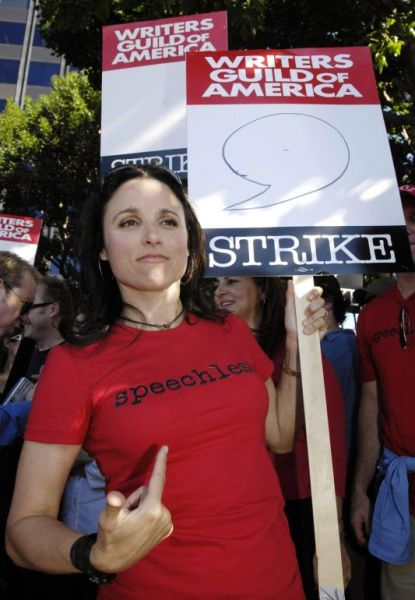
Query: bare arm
[[265, 281, 327, 453], [6, 442, 173, 574], [265, 339, 302, 453], [6, 440, 82, 572], [350, 380, 380, 545]]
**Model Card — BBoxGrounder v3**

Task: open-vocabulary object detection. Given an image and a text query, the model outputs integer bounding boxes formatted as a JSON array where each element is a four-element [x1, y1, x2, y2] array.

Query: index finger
[[146, 445, 168, 502]]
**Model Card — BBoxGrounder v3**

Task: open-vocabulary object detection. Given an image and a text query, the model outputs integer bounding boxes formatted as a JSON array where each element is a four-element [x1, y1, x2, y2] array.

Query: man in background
[[314, 274, 359, 460], [351, 185, 415, 599]]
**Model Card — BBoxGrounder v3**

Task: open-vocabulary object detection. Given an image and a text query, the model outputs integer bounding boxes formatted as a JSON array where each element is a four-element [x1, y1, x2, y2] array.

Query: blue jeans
[[60, 461, 106, 534]]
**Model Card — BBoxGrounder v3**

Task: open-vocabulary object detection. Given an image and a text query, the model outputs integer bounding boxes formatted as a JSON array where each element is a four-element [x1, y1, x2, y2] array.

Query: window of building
[[0, 1, 29, 8], [28, 61, 59, 86], [33, 26, 46, 47], [0, 21, 25, 44], [0, 23, 47, 48], [0, 58, 19, 83], [0, 99, 7, 112]]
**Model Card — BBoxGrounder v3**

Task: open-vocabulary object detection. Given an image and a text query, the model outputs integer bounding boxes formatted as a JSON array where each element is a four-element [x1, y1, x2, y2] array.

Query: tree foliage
[[36, 0, 415, 181], [1, 1, 413, 283], [0, 72, 100, 285], [35, 0, 269, 85]]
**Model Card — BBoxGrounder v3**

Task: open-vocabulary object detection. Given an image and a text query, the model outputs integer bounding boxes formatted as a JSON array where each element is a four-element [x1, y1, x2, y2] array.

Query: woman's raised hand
[[90, 445, 173, 574]]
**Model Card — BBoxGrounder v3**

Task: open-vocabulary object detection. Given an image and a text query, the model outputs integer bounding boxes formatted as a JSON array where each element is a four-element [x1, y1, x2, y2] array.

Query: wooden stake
[[293, 274, 345, 600]]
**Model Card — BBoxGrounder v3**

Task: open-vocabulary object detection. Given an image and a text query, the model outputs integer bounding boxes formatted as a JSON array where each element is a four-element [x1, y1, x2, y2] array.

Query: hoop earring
[[98, 259, 104, 280]]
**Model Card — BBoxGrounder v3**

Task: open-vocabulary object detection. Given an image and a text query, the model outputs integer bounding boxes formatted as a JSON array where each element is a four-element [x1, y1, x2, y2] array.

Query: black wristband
[[69, 533, 116, 585]]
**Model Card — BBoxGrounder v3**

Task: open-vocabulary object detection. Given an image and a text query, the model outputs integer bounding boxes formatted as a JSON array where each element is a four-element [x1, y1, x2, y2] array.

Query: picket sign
[[293, 275, 345, 600]]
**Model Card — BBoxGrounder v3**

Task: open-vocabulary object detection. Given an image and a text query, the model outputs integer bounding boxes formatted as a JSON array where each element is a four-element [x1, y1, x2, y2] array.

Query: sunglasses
[[399, 306, 412, 350]]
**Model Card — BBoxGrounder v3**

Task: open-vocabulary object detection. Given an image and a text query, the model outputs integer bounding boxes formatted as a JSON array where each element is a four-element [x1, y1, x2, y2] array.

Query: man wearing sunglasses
[[0, 252, 39, 445], [20, 275, 72, 356], [351, 185, 415, 600]]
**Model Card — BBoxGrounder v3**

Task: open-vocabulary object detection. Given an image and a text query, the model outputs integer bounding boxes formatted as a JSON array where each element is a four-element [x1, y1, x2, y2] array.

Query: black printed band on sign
[[101, 149, 188, 178], [203, 226, 414, 276]]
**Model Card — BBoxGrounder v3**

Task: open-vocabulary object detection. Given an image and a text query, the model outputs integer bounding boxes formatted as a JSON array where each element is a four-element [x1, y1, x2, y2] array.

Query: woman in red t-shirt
[[6, 165, 328, 600]]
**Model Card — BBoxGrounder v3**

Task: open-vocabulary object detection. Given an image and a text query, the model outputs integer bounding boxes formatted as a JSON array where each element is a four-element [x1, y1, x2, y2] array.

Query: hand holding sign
[[285, 280, 328, 342]]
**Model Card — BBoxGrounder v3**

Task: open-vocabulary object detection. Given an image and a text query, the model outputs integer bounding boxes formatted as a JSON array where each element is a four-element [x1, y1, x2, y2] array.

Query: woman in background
[[214, 275, 351, 598]]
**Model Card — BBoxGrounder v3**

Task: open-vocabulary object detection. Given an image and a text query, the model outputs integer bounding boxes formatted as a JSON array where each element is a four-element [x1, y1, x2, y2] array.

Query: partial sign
[[187, 47, 412, 275], [101, 11, 228, 176], [0, 214, 42, 264]]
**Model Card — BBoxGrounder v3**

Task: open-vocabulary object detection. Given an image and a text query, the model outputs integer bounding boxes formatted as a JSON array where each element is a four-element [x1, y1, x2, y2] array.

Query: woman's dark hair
[[68, 164, 222, 345], [313, 275, 348, 325], [252, 278, 287, 358]]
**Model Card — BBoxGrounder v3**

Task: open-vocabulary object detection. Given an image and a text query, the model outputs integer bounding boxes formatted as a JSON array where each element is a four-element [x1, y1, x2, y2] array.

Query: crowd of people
[[0, 166, 413, 600]]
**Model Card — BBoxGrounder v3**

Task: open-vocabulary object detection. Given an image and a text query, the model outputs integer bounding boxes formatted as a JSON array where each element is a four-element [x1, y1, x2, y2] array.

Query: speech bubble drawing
[[222, 113, 350, 211]]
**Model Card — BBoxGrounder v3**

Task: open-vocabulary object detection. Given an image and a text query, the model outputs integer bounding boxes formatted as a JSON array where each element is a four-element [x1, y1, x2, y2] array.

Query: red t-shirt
[[357, 283, 415, 513], [26, 315, 304, 600], [273, 353, 346, 500]]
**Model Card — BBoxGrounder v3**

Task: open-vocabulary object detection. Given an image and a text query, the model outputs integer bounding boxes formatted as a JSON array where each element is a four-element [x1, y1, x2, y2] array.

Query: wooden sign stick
[[293, 274, 345, 600]]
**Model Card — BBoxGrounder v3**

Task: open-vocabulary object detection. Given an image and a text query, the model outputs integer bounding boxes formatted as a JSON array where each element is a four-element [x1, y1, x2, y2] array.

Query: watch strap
[[70, 533, 116, 585]]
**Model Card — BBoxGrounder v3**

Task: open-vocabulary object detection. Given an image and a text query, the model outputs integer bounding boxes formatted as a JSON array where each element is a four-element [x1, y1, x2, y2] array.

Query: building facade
[[0, 0, 66, 111]]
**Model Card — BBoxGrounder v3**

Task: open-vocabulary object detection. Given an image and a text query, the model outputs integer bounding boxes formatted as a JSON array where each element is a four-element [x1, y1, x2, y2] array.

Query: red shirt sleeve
[[25, 344, 92, 445], [228, 315, 274, 382]]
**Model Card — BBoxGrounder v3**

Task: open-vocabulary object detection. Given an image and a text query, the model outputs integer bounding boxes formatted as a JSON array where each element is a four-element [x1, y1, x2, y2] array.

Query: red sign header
[[186, 47, 380, 105], [103, 11, 228, 71], [0, 214, 42, 245]]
